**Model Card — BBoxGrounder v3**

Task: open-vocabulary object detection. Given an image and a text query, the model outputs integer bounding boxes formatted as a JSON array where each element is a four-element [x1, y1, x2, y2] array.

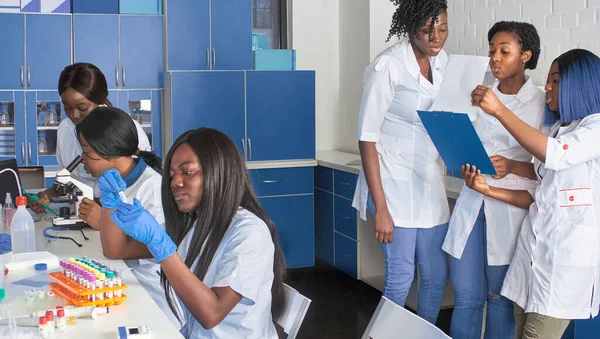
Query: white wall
[[291, 0, 340, 151], [446, 0, 600, 86], [337, 0, 397, 153]]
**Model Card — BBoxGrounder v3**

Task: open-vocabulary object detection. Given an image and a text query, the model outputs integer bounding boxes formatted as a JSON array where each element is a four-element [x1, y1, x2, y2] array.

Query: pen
[[20, 187, 60, 217]]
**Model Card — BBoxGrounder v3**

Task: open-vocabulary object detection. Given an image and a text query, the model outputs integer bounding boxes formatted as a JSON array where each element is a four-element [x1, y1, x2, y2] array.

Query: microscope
[[51, 156, 94, 227]]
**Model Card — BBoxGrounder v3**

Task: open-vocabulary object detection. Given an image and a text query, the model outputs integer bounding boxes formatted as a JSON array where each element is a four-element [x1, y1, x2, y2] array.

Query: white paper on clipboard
[[429, 54, 490, 121]]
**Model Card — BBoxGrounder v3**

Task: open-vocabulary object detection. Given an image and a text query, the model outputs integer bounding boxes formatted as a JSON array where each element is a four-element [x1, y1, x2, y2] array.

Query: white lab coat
[[56, 117, 151, 197], [352, 40, 450, 228], [443, 78, 545, 265], [501, 113, 600, 319], [122, 165, 181, 328], [176, 208, 277, 339]]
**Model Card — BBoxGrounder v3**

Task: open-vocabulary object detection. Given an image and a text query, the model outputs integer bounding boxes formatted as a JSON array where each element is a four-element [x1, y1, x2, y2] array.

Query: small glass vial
[[105, 271, 114, 299], [56, 309, 66, 330], [45, 311, 55, 334], [38, 132, 48, 155], [38, 316, 48, 338], [46, 103, 58, 126], [114, 270, 122, 298]]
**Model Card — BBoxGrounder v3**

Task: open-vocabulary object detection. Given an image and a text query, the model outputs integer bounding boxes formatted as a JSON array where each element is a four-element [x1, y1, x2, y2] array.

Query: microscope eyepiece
[[65, 156, 83, 173]]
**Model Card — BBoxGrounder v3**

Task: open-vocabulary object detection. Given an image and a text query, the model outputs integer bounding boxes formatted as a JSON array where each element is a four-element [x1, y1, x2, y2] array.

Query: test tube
[[88, 275, 96, 302], [114, 270, 122, 298], [118, 190, 128, 203], [96, 274, 105, 301], [105, 272, 114, 299], [45, 311, 55, 334]]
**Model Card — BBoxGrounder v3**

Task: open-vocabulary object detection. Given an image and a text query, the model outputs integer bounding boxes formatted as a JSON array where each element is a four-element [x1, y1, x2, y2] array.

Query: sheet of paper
[[430, 54, 490, 120]]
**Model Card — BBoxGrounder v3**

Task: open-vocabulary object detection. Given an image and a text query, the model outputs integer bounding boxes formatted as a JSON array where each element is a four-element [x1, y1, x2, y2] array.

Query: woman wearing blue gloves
[[109, 128, 286, 338], [76, 106, 179, 326]]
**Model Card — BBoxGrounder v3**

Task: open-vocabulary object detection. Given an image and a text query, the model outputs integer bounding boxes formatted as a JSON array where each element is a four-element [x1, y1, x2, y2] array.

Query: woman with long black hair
[[77, 106, 179, 327], [107, 128, 286, 338]]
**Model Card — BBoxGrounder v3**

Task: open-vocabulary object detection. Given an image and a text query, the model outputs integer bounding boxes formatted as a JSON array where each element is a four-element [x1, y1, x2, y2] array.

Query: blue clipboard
[[417, 110, 497, 175]]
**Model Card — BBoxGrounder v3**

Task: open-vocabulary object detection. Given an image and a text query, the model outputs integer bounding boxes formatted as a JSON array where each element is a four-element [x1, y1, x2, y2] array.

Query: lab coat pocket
[[557, 188, 594, 226], [555, 224, 596, 266], [377, 134, 414, 181]]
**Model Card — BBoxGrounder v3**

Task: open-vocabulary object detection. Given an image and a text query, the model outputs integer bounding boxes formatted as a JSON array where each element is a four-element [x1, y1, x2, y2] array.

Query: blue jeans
[[368, 196, 449, 325], [449, 208, 515, 339]]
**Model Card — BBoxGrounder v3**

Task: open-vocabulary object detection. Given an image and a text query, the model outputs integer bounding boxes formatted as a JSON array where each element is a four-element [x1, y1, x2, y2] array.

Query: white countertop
[[1, 222, 184, 338], [316, 150, 464, 199]]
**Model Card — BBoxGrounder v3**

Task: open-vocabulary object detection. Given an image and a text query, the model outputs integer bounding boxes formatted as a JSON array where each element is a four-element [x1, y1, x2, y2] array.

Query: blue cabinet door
[[170, 72, 245, 154], [1, 92, 25, 166], [73, 15, 120, 89], [25, 15, 71, 90], [259, 195, 314, 269], [116, 91, 129, 112], [0, 14, 25, 90], [120, 16, 164, 89], [315, 188, 334, 266], [246, 71, 316, 161], [210, 0, 252, 70], [166, 0, 210, 71]]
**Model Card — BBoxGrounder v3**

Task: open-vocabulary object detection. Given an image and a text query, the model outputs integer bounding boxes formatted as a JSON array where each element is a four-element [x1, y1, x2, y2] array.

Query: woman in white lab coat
[[107, 128, 286, 338], [352, 0, 450, 324], [468, 48, 600, 338], [442, 22, 544, 339], [30, 63, 150, 228], [78, 106, 179, 327]]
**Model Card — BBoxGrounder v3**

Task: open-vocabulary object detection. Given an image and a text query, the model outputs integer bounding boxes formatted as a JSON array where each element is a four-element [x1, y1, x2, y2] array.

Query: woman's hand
[[490, 155, 514, 179], [471, 85, 507, 117], [98, 168, 126, 209], [463, 164, 491, 196], [29, 191, 50, 214], [79, 197, 101, 230], [374, 208, 394, 244]]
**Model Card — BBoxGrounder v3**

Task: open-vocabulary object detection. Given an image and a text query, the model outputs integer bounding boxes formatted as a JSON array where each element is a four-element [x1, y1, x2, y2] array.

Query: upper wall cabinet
[[74, 15, 164, 89], [166, 0, 252, 71], [0, 14, 71, 90]]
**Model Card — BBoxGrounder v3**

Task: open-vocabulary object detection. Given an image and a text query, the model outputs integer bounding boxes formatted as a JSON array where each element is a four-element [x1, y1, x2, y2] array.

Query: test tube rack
[[48, 272, 127, 307]]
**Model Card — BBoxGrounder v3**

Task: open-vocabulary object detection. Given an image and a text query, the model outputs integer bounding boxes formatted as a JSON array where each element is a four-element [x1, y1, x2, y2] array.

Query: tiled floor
[[285, 259, 453, 338]]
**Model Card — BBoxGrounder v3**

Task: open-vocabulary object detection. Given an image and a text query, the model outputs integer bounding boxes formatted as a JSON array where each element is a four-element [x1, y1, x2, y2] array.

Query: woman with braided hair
[[352, 0, 450, 324]]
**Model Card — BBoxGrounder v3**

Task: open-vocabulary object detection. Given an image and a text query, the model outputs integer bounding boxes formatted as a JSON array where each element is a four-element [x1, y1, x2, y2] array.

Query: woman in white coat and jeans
[[353, 0, 450, 324], [443, 22, 544, 339], [466, 48, 600, 338]]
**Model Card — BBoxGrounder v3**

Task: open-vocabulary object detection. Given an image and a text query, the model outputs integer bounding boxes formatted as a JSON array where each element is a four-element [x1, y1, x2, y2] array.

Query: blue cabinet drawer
[[250, 167, 313, 197], [334, 196, 357, 240], [314, 166, 333, 191], [72, 0, 118, 13], [314, 189, 334, 265], [334, 170, 357, 200], [335, 233, 357, 279]]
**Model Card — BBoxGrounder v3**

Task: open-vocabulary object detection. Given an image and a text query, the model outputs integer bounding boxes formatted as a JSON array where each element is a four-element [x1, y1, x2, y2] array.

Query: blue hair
[[545, 49, 600, 125]]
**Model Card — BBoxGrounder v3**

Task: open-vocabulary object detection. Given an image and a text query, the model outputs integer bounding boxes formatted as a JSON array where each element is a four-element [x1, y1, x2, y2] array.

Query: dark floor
[[285, 258, 453, 338]]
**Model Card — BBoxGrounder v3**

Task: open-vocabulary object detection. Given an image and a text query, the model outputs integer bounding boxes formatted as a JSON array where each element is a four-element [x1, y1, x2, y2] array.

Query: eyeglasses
[[43, 226, 89, 248]]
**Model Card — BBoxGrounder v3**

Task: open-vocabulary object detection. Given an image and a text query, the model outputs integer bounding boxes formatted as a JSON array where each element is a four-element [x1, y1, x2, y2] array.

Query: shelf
[[38, 126, 59, 131], [141, 124, 152, 128], [0, 126, 14, 131]]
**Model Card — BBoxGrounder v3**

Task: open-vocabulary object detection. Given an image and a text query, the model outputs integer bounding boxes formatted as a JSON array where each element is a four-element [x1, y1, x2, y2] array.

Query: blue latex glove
[[99, 168, 126, 209], [110, 198, 176, 263]]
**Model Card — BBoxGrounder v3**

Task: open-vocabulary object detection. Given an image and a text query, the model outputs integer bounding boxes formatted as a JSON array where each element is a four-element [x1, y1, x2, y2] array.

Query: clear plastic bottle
[[46, 103, 58, 126], [0, 105, 9, 126], [11, 196, 36, 253], [38, 131, 48, 155], [3, 193, 15, 229]]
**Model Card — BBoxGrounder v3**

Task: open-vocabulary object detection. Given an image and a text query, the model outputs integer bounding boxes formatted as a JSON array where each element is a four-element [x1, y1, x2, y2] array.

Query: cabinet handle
[[212, 48, 216, 68], [20, 66, 24, 87], [27, 142, 32, 164], [27, 66, 31, 87], [341, 181, 350, 186], [21, 143, 25, 163], [115, 66, 119, 87], [263, 179, 283, 184], [248, 138, 252, 160], [206, 48, 210, 69], [340, 251, 351, 258], [241, 139, 247, 159], [341, 215, 350, 220], [121, 67, 126, 87]]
